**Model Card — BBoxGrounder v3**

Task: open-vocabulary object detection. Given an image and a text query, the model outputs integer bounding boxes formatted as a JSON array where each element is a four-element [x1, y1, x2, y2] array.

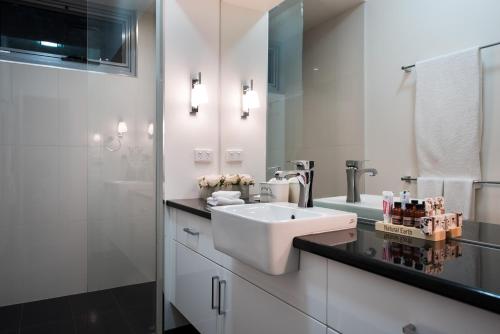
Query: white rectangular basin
[[314, 194, 385, 221], [211, 203, 357, 275]]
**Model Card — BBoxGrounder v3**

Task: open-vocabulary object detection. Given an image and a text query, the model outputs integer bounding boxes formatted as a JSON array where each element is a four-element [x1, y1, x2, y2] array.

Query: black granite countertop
[[166, 199, 500, 314], [165, 198, 212, 219], [294, 221, 500, 314]]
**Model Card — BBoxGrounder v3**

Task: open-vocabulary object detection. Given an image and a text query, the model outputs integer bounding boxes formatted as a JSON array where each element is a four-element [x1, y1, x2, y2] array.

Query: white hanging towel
[[415, 47, 482, 220], [415, 47, 482, 180], [443, 178, 475, 221], [417, 177, 444, 198]]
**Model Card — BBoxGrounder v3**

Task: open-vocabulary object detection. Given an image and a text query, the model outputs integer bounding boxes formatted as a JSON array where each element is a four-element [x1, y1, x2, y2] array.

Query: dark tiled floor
[[164, 325, 199, 334], [0, 282, 156, 334]]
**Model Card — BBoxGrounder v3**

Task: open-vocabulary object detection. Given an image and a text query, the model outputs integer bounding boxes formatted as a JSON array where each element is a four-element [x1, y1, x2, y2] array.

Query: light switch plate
[[225, 149, 243, 162], [194, 149, 213, 162]]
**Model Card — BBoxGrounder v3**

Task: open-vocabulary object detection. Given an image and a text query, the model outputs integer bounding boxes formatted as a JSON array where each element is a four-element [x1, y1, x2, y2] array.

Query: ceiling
[[89, 0, 155, 13], [304, 0, 364, 31], [223, 0, 285, 12]]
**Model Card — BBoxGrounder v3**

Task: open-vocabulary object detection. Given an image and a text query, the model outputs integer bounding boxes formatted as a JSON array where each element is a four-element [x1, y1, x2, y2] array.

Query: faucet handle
[[346, 160, 368, 168], [288, 160, 315, 170]]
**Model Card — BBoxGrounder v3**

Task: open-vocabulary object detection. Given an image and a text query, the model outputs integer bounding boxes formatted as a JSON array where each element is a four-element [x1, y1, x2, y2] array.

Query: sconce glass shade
[[147, 123, 154, 136], [117, 121, 128, 136], [243, 90, 260, 110], [191, 83, 208, 109]]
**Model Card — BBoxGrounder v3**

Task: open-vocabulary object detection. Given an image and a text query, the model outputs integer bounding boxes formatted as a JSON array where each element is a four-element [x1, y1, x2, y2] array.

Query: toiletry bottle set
[[383, 191, 425, 228], [380, 191, 463, 238]]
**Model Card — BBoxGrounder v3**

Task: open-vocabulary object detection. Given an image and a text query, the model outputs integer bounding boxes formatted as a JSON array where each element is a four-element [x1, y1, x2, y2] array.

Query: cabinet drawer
[[327, 260, 500, 334], [174, 210, 226, 264]]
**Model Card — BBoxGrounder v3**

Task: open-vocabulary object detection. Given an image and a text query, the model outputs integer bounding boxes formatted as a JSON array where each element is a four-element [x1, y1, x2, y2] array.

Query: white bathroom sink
[[211, 202, 357, 275], [314, 194, 385, 221]]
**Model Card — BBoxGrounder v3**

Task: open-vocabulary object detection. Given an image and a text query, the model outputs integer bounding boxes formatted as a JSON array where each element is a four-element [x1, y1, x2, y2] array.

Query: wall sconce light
[[241, 79, 260, 118], [147, 122, 154, 137], [117, 121, 128, 137], [191, 72, 208, 114]]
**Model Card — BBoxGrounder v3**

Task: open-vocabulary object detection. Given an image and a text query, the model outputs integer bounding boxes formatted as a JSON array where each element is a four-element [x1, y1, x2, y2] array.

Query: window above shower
[[0, 0, 137, 76]]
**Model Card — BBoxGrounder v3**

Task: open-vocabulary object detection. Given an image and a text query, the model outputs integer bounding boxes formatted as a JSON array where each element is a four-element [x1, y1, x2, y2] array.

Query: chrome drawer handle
[[183, 227, 199, 236], [211, 276, 219, 310], [218, 280, 226, 315], [402, 324, 416, 334]]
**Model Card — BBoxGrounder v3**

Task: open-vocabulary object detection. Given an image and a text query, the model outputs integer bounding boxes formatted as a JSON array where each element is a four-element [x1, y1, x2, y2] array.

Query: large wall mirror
[[264, 0, 500, 224]]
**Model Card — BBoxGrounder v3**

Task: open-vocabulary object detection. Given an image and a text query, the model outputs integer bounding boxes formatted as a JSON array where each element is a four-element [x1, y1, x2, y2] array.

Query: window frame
[[0, 0, 137, 76]]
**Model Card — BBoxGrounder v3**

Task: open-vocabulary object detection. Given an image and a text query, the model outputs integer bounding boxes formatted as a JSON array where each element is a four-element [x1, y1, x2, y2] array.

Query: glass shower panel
[[0, 0, 159, 333], [85, 0, 157, 333]]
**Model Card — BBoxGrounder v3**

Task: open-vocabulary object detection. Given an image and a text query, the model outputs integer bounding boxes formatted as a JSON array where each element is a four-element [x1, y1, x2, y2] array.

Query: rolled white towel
[[207, 196, 245, 206], [211, 191, 241, 199]]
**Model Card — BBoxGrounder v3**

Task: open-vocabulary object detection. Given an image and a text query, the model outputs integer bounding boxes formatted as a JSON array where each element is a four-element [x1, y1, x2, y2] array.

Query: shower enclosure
[[0, 0, 163, 333]]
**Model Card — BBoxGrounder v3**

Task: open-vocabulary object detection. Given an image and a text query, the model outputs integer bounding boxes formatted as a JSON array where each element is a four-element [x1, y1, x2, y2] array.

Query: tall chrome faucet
[[275, 160, 315, 208], [346, 160, 378, 203]]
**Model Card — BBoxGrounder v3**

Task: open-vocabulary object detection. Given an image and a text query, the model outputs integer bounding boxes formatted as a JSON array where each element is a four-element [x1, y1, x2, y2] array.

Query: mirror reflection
[[265, 0, 500, 223]]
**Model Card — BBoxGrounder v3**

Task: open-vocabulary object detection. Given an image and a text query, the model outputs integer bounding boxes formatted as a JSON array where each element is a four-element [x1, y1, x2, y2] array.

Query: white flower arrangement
[[198, 174, 224, 188], [223, 174, 240, 186], [198, 174, 255, 188], [239, 174, 255, 186]]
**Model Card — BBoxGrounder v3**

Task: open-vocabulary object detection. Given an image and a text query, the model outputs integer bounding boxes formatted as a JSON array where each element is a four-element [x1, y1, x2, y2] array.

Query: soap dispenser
[[260, 166, 289, 202]]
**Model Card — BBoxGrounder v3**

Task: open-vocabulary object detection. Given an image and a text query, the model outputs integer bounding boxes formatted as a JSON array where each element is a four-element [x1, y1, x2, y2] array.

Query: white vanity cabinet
[[327, 260, 500, 334], [167, 206, 500, 334], [171, 207, 328, 322], [173, 240, 326, 334], [174, 242, 219, 334], [217, 264, 326, 334]]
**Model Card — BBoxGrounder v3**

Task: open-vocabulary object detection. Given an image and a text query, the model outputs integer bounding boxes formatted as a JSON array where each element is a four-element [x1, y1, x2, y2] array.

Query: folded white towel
[[211, 191, 241, 199], [444, 178, 475, 221], [207, 197, 245, 206], [417, 177, 444, 198], [415, 47, 482, 180]]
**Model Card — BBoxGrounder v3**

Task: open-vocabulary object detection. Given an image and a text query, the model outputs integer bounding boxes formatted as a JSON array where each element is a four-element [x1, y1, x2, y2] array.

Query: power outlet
[[225, 149, 243, 162], [194, 149, 213, 163]]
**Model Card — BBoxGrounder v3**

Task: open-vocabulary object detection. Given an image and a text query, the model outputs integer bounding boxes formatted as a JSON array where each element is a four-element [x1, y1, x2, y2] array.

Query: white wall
[[220, 2, 269, 186], [0, 12, 156, 306], [302, 4, 365, 197], [164, 0, 271, 199], [163, 0, 221, 200], [364, 0, 500, 223]]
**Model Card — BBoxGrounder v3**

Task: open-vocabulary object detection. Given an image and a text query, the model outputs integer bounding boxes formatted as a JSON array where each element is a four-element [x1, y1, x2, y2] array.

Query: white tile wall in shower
[[0, 12, 156, 306]]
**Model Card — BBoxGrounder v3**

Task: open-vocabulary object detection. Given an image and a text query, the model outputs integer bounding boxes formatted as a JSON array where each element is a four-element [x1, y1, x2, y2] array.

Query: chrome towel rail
[[401, 41, 500, 72], [401, 176, 500, 186]]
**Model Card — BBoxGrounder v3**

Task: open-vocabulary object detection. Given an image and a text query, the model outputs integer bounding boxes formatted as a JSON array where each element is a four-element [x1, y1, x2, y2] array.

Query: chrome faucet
[[275, 160, 315, 208], [346, 160, 378, 203]]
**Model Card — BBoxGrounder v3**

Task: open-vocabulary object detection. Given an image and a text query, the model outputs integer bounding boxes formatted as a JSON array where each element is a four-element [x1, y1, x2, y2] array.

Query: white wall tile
[[59, 147, 87, 223], [19, 146, 59, 227], [58, 70, 88, 146]]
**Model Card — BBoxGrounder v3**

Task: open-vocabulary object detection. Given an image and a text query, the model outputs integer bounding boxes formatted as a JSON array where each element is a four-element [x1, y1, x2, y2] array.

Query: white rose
[[223, 174, 240, 186], [239, 174, 255, 186], [198, 176, 209, 188], [205, 174, 222, 187]]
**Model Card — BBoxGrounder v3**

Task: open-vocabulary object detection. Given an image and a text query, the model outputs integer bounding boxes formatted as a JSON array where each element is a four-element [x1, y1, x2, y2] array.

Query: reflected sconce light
[[191, 72, 208, 113], [147, 122, 154, 137], [117, 121, 128, 137], [241, 79, 260, 118], [92, 133, 102, 143]]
